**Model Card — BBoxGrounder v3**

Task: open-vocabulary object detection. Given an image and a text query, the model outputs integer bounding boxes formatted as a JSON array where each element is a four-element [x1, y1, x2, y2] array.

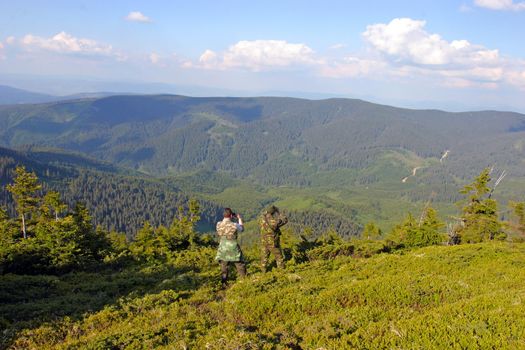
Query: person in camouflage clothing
[[259, 205, 288, 272], [215, 208, 246, 287]]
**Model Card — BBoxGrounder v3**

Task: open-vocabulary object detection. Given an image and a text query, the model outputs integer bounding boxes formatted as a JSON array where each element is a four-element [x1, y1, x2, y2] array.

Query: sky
[[1, 0, 525, 112]]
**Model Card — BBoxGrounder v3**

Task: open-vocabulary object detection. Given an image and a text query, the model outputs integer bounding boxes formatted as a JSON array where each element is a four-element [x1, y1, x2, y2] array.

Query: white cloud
[[342, 17, 525, 90], [5, 36, 15, 45], [172, 17, 525, 94], [474, 0, 525, 10], [15, 32, 127, 61], [193, 40, 317, 71], [125, 11, 151, 22], [362, 18, 499, 67], [363, 18, 449, 65], [21, 32, 114, 56], [199, 49, 218, 66], [0, 42, 4, 60]]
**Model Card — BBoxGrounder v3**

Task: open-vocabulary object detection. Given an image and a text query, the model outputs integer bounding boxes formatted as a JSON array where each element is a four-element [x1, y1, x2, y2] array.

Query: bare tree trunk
[[21, 213, 27, 239], [55, 211, 59, 222]]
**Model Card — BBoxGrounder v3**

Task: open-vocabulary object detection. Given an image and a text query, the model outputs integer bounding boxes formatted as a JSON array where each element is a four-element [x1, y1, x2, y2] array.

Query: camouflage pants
[[261, 233, 285, 271], [219, 260, 246, 285]]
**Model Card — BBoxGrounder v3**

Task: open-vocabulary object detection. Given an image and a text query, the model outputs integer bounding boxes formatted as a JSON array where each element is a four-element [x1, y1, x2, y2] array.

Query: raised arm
[[236, 214, 244, 232], [277, 213, 288, 228]]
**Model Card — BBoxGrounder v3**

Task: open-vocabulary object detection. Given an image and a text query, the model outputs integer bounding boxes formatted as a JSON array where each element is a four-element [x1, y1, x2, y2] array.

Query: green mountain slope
[[4, 242, 525, 349], [2, 95, 525, 231], [0, 146, 223, 236], [0, 146, 363, 240], [1, 95, 524, 182]]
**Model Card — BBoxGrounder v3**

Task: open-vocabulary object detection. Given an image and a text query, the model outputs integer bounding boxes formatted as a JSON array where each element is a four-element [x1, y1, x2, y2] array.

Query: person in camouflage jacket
[[215, 208, 246, 287], [259, 205, 288, 272]]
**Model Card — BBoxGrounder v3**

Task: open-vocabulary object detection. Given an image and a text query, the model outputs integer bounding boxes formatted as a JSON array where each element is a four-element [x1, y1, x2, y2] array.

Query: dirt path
[[402, 166, 422, 183], [440, 150, 450, 163]]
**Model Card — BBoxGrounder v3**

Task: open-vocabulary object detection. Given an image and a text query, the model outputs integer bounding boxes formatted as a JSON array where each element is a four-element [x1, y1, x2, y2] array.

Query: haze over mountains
[[0, 85, 121, 105], [2, 78, 521, 112]]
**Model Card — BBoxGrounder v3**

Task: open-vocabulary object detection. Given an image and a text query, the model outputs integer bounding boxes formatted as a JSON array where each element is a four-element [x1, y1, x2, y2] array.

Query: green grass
[[4, 242, 525, 349]]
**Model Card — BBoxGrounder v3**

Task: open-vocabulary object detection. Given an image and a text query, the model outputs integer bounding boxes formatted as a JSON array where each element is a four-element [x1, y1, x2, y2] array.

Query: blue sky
[[1, 0, 525, 111]]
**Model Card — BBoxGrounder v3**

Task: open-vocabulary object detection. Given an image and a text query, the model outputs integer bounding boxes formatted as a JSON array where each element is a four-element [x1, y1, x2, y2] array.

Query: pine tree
[[388, 213, 417, 247], [387, 208, 444, 248], [415, 206, 445, 247], [188, 199, 201, 226], [131, 221, 163, 261], [362, 222, 382, 240], [0, 206, 16, 244], [457, 168, 505, 243], [42, 191, 67, 222], [6, 166, 42, 239], [167, 200, 201, 250]]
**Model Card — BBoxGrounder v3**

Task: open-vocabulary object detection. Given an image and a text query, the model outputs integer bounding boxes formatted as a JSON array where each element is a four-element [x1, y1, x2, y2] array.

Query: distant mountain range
[[0, 85, 121, 105], [0, 94, 524, 181], [1, 93, 524, 232], [0, 85, 57, 104]]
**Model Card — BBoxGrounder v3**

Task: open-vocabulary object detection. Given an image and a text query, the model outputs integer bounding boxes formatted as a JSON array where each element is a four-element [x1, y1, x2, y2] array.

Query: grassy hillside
[[3, 242, 525, 349]]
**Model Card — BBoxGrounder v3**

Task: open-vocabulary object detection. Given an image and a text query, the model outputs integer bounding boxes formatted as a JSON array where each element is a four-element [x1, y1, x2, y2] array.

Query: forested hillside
[[0, 147, 361, 239], [0, 95, 524, 183], [0, 147, 223, 236], [2, 94, 524, 232]]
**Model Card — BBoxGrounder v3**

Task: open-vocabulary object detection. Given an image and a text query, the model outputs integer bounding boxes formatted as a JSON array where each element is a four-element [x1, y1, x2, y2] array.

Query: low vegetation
[[3, 243, 525, 349], [1, 166, 525, 348]]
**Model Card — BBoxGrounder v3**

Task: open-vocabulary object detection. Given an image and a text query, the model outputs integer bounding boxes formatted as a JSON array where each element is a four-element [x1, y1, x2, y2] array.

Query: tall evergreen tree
[[414, 206, 445, 247], [42, 191, 67, 222], [166, 199, 201, 250], [6, 166, 42, 239], [457, 168, 505, 243]]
